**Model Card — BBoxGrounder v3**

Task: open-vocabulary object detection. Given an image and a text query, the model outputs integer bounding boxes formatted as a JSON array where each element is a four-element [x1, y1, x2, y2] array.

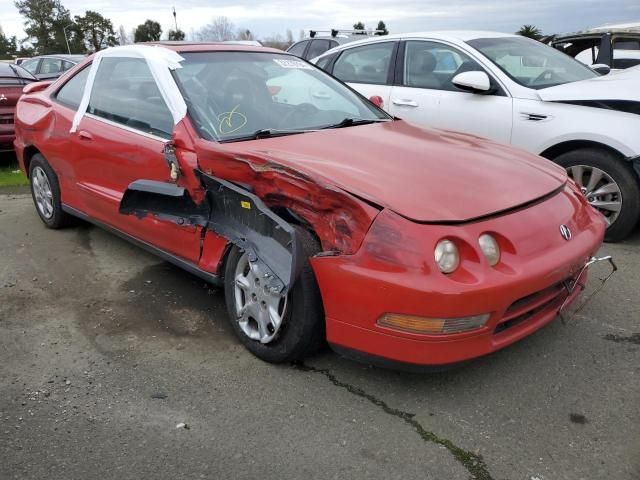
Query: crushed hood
[[219, 121, 566, 223], [538, 71, 639, 102]]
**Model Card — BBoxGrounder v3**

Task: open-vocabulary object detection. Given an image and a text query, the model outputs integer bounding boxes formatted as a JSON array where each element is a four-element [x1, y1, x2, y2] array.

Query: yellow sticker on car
[[241, 201, 251, 209]]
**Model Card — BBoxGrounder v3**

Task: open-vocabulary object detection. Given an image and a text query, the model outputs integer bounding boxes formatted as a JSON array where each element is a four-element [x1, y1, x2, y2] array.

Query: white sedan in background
[[313, 31, 640, 241]]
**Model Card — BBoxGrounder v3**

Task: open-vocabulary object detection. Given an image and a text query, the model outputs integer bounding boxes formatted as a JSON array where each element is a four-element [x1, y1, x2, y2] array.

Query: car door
[[330, 41, 397, 108], [38, 57, 65, 79], [287, 40, 310, 58], [305, 39, 332, 60], [65, 57, 203, 263], [389, 40, 513, 144]]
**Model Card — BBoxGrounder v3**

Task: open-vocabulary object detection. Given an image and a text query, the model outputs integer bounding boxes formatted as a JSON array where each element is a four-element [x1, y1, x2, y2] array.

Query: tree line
[[0, 0, 392, 59]]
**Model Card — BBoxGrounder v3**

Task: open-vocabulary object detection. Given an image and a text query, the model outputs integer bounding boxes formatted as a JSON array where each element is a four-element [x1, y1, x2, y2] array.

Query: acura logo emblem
[[0, 94, 6, 101], [560, 224, 572, 241]]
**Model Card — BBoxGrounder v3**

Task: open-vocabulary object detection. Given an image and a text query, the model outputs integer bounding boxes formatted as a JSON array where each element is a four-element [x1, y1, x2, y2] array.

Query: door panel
[[58, 57, 203, 263], [332, 41, 397, 108], [388, 86, 440, 126], [71, 116, 203, 263], [390, 40, 513, 143]]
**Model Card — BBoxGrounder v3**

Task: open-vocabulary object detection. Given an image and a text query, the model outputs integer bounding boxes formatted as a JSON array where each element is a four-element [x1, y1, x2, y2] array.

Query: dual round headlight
[[434, 234, 501, 273], [434, 239, 459, 273]]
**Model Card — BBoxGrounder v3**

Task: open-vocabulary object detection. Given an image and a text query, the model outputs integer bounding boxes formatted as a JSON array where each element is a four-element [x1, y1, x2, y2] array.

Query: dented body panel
[[13, 42, 608, 367]]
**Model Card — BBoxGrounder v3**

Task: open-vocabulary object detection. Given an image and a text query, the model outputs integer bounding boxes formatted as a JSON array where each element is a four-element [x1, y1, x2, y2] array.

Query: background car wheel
[[29, 154, 70, 229], [555, 148, 640, 242], [223, 226, 325, 363]]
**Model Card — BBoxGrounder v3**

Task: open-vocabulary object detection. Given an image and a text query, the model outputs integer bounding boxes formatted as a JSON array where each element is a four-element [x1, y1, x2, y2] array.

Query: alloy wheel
[[567, 165, 622, 226], [32, 166, 54, 219], [233, 252, 287, 344]]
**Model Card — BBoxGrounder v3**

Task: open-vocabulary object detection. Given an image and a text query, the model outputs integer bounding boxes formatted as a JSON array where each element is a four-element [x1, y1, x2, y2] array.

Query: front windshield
[[467, 36, 599, 89], [174, 51, 389, 142]]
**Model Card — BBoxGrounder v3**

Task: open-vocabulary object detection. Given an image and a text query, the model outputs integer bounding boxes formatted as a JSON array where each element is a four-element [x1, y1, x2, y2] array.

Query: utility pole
[[63, 24, 72, 54], [173, 7, 178, 31]]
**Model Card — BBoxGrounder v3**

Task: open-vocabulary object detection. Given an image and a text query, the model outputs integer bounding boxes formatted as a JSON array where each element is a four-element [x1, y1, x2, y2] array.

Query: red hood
[[216, 121, 567, 222]]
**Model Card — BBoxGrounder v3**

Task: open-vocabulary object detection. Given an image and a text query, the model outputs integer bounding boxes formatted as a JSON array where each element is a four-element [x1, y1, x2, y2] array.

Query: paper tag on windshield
[[273, 59, 313, 69]]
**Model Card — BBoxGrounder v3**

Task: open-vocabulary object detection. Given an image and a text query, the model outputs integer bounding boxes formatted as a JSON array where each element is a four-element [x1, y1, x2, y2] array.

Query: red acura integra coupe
[[15, 43, 607, 368]]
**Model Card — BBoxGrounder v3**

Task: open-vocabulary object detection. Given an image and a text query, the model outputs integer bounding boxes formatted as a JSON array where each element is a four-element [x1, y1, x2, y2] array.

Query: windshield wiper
[[321, 117, 390, 129], [221, 128, 315, 143]]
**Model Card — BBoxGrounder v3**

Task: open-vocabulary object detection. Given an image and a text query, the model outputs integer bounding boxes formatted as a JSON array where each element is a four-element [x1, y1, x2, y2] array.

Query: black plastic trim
[[329, 343, 467, 373]]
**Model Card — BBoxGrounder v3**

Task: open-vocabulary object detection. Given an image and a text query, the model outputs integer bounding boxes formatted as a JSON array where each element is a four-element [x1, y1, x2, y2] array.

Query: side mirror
[[369, 95, 384, 108], [451, 71, 492, 94], [591, 64, 611, 75], [23, 81, 53, 95]]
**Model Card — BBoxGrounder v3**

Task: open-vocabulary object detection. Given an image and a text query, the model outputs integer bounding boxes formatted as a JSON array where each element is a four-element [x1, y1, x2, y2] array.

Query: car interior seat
[[406, 49, 440, 88]]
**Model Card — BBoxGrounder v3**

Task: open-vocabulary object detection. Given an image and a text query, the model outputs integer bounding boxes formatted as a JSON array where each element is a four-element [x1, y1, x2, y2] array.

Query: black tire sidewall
[[555, 148, 640, 242], [223, 228, 325, 363], [29, 154, 66, 229]]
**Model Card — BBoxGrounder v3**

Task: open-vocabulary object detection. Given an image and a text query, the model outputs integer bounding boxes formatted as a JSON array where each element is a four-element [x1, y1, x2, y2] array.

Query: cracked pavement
[[1, 193, 639, 480]]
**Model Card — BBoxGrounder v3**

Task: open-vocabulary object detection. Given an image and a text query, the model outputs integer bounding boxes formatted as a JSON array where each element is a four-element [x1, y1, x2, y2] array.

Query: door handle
[[78, 130, 93, 141], [392, 99, 419, 107]]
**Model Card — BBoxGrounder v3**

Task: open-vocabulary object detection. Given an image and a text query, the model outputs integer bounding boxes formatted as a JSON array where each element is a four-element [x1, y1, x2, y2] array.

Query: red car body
[[14, 43, 606, 368]]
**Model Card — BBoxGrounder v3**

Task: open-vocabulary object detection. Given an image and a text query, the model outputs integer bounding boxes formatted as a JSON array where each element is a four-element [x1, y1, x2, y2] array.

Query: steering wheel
[[279, 103, 319, 129], [533, 69, 556, 84]]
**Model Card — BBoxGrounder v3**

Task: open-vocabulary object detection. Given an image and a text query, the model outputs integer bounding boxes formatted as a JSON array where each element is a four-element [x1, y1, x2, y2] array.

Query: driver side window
[[404, 41, 485, 92], [87, 57, 174, 138]]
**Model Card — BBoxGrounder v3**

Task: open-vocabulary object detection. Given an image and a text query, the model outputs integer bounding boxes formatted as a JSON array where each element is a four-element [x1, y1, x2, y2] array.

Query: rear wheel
[[29, 154, 71, 229], [223, 226, 325, 363], [555, 148, 640, 242]]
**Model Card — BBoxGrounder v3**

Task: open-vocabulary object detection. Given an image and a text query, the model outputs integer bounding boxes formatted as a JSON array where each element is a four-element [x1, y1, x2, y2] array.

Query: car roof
[[37, 54, 85, 60], [315, 30, 518, 51], [142, 41, 284, 54]]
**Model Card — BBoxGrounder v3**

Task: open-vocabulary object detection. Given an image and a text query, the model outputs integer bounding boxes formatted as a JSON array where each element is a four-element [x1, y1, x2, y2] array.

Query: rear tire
[[223, 226, 326, 363], [29, 154, 71, 229], [554, 148, 640, 242]]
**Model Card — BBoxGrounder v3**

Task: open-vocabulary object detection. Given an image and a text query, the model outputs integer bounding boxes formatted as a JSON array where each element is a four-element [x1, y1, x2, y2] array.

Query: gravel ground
[[1, 192, 639, 480]]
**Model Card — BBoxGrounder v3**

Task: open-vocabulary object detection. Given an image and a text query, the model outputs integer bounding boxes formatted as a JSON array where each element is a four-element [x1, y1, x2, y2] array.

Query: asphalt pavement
[[1, 192, 639, 480]]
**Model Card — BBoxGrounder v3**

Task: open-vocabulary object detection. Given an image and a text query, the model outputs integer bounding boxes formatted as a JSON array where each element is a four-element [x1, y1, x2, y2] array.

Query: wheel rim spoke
[[585, 168, 603, 193], [591, 183, 620, 197], [591, 200, 621, 212], [569, 166, 584, 186]]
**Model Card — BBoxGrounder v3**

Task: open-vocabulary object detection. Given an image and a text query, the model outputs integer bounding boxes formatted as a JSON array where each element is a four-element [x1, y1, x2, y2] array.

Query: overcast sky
[[1, 0, 639, 42]]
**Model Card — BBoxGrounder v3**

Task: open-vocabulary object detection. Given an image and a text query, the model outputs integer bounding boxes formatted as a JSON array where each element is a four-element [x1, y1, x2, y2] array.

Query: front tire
[[29, 154, 70, 229], [223, 226, 325, 363], [555, 148, 640, 242]]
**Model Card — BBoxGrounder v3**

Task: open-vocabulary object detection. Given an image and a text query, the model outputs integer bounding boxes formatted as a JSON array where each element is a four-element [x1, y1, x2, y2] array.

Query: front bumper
[[311, 185, 607, 366]]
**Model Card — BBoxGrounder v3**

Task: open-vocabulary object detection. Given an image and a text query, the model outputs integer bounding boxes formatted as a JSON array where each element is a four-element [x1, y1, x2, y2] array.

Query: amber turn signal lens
[[377, 313, 490, 335]]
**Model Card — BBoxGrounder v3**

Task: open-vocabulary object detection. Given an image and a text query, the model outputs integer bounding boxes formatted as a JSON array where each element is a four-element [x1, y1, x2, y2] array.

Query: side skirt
[[62, 204, 222, 286]]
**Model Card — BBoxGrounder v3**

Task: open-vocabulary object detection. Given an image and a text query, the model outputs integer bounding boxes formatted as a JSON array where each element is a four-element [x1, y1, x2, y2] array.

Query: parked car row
[[19, 54, 85, 80], [310, 31, 640, 242], [12, 41, 613, 369], [0, 62, 36, 152]]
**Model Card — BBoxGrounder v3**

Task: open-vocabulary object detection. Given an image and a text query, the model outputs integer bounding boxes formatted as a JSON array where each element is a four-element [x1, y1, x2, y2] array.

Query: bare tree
[[195, 16, 236, 41], [117, 24, 128, 45], [298, 29, 305, 41], [237, 28, 253, 41], [286, 28, 293, 45], [261, 33, 288, 51]]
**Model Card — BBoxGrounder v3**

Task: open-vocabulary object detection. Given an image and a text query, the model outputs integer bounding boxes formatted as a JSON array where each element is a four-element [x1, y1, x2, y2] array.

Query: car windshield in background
[[468, 36, 599, 89], [174, 51, 389, 142]]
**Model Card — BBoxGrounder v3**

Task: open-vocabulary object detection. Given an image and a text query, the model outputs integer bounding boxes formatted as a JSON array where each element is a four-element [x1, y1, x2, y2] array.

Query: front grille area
[[494, 281, 569, 335], [0, 113, 13, 125]]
